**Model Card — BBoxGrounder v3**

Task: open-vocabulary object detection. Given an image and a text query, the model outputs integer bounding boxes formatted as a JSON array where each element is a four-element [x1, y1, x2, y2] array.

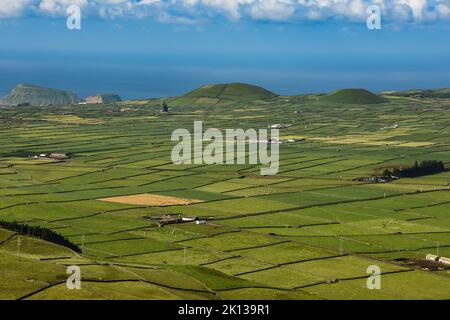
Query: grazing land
[[0, 84, 449, 300]]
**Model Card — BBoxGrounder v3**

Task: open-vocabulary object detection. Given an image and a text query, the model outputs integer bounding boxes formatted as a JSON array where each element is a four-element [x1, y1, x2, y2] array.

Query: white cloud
[[396, 0, 427, 18], [437, 2, 450, 17], [0, 0, 33, 18], [138, 0, 161, 4], [181, 0, 255, 20], [0, 0, 449, 23], [39, 0, 88, 16], [158, 11, 197, 23], [249, 0, 295, 21]]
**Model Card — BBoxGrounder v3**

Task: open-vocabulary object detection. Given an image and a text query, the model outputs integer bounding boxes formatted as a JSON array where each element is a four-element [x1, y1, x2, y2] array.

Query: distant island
[[84, 94, 122, 104], [0, 83, 122, 107], [0, 83, 80, 106]]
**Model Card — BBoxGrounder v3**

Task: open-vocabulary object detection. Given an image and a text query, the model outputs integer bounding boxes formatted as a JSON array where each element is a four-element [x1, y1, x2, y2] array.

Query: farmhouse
[[48, 153, 70, 160], [268, 124, 283, 129], [268, 123, 291, 129], [440, 257, 450, 266], [285, 138, 304, 143], [426, 254, 450, 266]]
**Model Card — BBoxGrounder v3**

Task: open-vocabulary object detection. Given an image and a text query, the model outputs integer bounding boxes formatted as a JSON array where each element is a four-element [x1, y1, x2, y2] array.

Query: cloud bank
[[1, 0, 450, 23]]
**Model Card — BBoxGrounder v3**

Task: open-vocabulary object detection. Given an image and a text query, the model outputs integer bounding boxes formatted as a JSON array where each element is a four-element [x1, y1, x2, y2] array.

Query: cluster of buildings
[[352, 176, 398, 183], [30, 153, 70, 160], [145, 214, 206, 227], [259, 124, 302, 144], [247, 137, 304, 145]]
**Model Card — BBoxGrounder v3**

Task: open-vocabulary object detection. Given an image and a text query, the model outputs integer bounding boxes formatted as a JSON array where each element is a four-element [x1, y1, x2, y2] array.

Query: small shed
[[426, 254, 439, 262]]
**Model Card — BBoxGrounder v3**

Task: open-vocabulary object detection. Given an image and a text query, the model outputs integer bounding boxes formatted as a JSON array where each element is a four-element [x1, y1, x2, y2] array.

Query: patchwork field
[[0, 91, 449, 300]]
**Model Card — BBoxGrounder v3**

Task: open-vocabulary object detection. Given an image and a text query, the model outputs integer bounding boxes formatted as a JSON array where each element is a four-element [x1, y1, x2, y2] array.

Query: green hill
[[0, 83, 80, 106], [320, 88, 388, 104], [388, 88, 450, 99], [176, 83, 277, 105]]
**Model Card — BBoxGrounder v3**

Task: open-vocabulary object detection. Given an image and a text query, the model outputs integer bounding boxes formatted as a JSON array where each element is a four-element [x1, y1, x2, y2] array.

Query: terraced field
[[1, 90, 450, 299]]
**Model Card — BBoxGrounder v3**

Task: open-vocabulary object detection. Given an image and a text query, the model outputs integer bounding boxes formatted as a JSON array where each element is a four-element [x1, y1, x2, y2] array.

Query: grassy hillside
[[320, 89, 388, 104], [0, 83, 80, 106], [0, 228, 312, 300], [171, 83, 278, 106]]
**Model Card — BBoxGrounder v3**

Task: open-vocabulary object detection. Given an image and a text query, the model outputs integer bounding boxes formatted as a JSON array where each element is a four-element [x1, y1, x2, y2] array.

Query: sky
[[0, 0, 450, 99]]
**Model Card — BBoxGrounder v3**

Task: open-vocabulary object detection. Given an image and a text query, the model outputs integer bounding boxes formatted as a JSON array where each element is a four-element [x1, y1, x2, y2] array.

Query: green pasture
[[0, 93, 449, 299]]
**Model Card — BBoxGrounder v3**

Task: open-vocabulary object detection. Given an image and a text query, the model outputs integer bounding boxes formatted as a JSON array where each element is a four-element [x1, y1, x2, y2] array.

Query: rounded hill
[[0, 83, 80, 106], [183, 83, 278, 101], [320, 88, 388, 104]]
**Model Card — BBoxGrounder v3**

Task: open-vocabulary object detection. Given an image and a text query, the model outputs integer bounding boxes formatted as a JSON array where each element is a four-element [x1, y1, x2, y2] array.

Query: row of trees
[[383, 160, 446, 178], [0, 220, 81, 253]]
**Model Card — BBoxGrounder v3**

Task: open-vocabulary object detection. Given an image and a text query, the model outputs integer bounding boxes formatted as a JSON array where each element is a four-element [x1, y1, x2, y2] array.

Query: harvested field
[[98, 194, 203, 206]]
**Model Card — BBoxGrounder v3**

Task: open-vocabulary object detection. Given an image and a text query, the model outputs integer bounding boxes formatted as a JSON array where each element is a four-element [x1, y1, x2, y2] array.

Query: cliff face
[[85, 94, 122, 104], [0, 84, 80, 106]]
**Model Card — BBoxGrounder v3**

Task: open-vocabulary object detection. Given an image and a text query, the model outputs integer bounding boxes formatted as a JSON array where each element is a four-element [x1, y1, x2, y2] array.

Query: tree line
[[0, 220, 81, 253], [383, 160, 446, 178]]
